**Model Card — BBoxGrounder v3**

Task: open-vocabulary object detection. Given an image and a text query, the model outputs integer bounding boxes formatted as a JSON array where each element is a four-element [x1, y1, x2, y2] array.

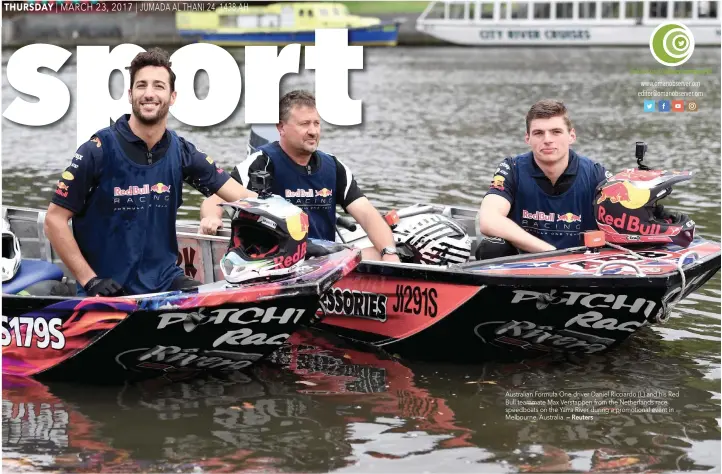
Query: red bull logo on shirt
[[114, 184, 150, 196], [285, 188, 334, 211], [521, 209, 582, 234], [491, 175, 505, 191], [285, 189, 314, 198], [55, 181, 69, 198], [522, 210, 555, 222], [596, 181, 650, 210], [557, 212, 582, 223], [150, 182, 171, 193], [113, 182, 172, 210]]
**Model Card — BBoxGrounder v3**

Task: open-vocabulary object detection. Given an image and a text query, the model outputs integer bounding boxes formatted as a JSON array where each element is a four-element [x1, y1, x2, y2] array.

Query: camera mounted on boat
[[635, 141, 649, 170], [250, 170, 273, 199]]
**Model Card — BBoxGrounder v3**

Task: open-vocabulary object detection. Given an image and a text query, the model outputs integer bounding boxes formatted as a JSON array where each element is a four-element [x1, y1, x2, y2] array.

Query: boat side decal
[[473, 284, 676, 355], [564, 311, 645, 333], [2, 316, 65, 350], [321, 287, 387, 322], [510, 289, 659, 319], [114, 346, 263, 372], [213, 329, 291, 349], [1, 299, 136, 377], [318, 274, 484, 341], [156, 307, 306, 332], [474, 320, 614, 355]]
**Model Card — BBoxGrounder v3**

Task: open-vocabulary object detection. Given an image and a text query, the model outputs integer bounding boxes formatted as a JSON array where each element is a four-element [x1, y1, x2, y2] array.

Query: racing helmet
[[219, 196, 309, 284], [2, 218, 21, 282], [594, 168, 696, 247], [392, 213, 472, 265]]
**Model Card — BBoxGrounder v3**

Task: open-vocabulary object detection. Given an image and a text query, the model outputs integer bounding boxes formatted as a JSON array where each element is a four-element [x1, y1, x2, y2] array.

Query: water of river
[[2, 46, 721, 472]]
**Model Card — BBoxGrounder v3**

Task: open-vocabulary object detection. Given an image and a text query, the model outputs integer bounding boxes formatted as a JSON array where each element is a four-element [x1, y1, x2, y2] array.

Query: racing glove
[[84, 277, 126, 297]]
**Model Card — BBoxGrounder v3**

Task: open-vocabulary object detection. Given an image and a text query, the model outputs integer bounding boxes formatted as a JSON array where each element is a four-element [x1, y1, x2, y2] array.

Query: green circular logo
[[650, 22, 695, 67]]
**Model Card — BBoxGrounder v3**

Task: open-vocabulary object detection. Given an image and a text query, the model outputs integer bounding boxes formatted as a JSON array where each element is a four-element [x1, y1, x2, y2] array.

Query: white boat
[[416, 0, 721, 46]]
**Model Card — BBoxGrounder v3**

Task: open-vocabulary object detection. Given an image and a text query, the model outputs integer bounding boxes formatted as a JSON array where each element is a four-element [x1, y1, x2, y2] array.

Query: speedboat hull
[[242, 124, 721, 361], [1, 206, 360, 382], [316, 235, 720, 360]]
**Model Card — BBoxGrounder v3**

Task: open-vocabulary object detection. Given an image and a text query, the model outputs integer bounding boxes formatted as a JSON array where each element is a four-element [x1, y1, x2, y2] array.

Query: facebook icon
[[658, 100, 671, 112]]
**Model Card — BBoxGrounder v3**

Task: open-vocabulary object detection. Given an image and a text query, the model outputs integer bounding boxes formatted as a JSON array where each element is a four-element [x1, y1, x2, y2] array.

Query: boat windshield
[[424, 2, 446, 19]]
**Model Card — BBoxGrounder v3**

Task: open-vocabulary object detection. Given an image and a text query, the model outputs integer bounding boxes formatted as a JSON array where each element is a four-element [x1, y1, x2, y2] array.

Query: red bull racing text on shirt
[[521, 209, 583, 234]]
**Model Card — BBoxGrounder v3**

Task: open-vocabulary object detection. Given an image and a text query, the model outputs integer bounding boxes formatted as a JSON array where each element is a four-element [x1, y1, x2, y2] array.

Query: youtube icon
[[672, 100, 685, 112]]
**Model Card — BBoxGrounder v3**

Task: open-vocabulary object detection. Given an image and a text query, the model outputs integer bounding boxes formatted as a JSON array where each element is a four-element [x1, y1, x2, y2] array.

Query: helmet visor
[[2, 233, 16, 259], [230, 221, 280, 260]]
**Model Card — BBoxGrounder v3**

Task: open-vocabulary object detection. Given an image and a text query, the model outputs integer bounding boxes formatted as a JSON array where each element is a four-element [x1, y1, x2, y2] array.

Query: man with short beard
[[45, 48, 256, 297]]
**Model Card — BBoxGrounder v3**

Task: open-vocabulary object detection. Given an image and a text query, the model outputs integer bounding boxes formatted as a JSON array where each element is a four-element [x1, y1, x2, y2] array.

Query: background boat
[[176, 2, 402, 47], [416, 0, 721, 46]]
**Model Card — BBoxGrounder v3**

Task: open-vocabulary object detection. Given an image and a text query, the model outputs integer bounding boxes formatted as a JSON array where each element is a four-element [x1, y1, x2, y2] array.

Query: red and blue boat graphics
[[2, 248, 361, 382], [313, 236, 720, 361]]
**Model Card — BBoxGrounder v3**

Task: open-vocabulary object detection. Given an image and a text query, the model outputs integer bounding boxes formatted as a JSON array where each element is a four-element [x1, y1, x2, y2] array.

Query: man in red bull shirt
[[44, 48, 256, 297], [199, 90, 400, 262], [477, 100, 610, 259]]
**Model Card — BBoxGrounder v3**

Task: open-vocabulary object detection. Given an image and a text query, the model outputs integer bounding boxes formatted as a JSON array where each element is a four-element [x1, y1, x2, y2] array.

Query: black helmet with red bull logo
[[219, 196, 309, 284], [593, 168, 695, 247]]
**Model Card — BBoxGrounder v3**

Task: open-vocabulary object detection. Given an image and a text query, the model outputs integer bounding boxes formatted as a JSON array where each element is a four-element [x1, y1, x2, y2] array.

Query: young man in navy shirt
[[45, 48, 256, 297], [477, 99, 610, 259]]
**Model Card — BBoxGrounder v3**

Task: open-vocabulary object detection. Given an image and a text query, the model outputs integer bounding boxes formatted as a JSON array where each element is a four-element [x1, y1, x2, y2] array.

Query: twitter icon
[[658, 100, 671, 112], [643, 100, 655, 112]]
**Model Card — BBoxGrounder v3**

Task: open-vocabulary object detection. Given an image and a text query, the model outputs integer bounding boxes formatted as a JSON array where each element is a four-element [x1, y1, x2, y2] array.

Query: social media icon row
[[644, 100, 698, 112]]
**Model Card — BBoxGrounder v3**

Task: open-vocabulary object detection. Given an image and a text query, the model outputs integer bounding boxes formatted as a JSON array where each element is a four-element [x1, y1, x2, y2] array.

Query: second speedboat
[[242, 126, 721, 361]]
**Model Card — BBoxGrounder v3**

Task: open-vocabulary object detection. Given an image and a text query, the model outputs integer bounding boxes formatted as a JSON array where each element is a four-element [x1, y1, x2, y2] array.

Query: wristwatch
[[380, 246, 398, 257]]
